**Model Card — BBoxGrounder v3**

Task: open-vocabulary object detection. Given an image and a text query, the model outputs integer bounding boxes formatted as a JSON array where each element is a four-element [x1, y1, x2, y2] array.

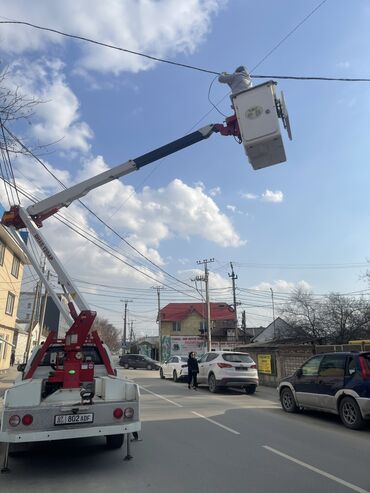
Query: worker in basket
[[218, 65, 252, 96]]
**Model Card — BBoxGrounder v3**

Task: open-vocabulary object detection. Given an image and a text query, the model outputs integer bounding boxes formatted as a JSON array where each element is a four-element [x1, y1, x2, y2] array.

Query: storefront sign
[[258, 354, 272, 374]]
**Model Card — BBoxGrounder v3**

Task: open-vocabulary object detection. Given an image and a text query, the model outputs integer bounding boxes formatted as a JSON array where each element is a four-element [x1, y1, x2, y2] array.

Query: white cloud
[[194, 181, 205, 190], [226, 205, 236, 213], [241, 192, 258, 200], [178, 268, 230, 290], [209, 186, 221, 197], [261, 189, 284, 203], [72, 156, 245, 248], [8, 59, 93, 152], [0, 0, 225, 75], [337, 61, 350, 69], [253, 280, 311, 292]]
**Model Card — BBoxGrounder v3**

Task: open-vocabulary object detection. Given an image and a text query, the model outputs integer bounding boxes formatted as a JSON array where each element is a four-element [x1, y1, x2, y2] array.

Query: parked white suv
[[198, 351, 259, 394]]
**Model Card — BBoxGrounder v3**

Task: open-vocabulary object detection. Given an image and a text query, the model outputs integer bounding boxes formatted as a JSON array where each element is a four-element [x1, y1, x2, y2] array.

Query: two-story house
[[0, 225, 28, 370], [159, 302, 236, 360]]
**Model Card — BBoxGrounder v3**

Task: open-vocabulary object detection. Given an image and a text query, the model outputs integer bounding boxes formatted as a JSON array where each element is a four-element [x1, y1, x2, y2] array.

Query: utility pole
[[153, 286, 164, 362], [129, 320, 135, 349], [241, 310, 247, 343], [37, 269, 50, 345], [120, 299, 133, 353], [228, 262, 238, 342], [24, 281, 41, 362], [270, 287, 276, 340], [196, 258, 214, 352]]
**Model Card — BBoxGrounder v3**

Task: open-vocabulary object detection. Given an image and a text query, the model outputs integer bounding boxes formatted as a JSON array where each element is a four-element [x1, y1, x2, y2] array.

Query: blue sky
[[1, 0, 370, 335]]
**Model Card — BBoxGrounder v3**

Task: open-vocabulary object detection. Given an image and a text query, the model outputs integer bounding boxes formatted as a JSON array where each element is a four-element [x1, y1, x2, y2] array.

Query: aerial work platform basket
[[233, 80, 292, 170]]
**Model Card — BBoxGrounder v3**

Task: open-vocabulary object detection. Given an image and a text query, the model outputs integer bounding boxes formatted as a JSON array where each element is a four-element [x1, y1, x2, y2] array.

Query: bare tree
[[321, 293, 370, 343], [0, 67, 41, 155], [92, 316, 121, 353], [280, 287, 370, 344], [280, 287, 326, 341]]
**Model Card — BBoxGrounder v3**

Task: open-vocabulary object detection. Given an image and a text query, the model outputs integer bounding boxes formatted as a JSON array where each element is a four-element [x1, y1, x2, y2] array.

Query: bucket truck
[[0, 81, 291, 471]]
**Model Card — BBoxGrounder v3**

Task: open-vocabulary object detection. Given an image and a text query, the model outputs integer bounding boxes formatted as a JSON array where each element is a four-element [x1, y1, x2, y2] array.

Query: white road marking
[[263, 446, 370, 493], [139, 385, 183, 408], [191, 411, 240, 435]]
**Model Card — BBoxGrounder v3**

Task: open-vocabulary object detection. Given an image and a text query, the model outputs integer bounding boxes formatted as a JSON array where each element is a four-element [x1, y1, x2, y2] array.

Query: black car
[[119, 354, 160, 370], [278, 352, 370, 429]]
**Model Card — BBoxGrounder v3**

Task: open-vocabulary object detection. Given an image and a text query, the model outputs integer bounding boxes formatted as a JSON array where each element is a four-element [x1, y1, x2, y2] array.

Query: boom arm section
[[27, 124, 219, 226]]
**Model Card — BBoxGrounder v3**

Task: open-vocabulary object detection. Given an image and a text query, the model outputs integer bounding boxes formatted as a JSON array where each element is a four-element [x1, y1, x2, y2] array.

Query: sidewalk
[[0, 366, 18, 399]]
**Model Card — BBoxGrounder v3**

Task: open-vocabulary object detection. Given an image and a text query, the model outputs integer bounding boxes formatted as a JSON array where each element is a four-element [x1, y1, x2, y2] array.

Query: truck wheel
[[106, 434, 124, 449]]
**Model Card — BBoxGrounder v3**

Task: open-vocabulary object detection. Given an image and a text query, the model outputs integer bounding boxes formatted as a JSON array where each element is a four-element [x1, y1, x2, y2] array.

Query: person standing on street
[[187, 352, 199, 390], [10, 350, 15, 367]]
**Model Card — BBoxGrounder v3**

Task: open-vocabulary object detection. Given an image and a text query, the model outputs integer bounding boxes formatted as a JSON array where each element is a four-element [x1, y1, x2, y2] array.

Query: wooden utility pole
[[196, 258, 214, 351]]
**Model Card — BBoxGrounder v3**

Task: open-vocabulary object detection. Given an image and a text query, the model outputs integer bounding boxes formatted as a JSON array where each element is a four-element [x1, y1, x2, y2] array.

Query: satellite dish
[[279, 91, 292, 141]]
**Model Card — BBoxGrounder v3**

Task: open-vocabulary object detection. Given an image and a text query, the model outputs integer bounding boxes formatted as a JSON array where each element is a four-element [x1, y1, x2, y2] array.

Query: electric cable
[[1, 18, 370, 83], [0, 175, 203, 300], [250, 0, 329, 73], [3, 124, 202, 294]]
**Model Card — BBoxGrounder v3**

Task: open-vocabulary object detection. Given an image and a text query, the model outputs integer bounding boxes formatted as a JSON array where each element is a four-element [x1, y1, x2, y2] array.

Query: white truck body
[[0, 344, 140, 445]]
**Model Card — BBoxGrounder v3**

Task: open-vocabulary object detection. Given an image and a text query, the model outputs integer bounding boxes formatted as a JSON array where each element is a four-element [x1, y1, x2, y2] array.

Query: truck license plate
[[54, 413, 94, 425]]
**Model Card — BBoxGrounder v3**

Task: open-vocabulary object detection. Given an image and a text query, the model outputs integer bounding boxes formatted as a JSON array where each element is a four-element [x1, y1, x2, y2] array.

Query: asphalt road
[[1, 369, 370, 493]]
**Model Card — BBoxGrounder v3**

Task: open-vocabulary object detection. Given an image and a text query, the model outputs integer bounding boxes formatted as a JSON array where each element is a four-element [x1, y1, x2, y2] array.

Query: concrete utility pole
[[196, 258, 214, 352], [37, 269, 50, 345], [121, 299, 133, 353], [153, 286, 164, 361], [241, 310, 247, 343], [129, 321, 135, 349], [24, 281, 41, 362], [270, 287, 276, 340], [228, 262, 238, 342]]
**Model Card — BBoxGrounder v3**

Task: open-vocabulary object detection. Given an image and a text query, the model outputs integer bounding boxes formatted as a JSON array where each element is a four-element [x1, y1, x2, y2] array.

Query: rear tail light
[[359, 356, 370, 379], [250, 364, 257, 369], [22, 414, 33, 426], [113, 408, 124, 419], [217, 363, 233, 368], [9, 415, 20, 427], [124, 407, 134, 419]]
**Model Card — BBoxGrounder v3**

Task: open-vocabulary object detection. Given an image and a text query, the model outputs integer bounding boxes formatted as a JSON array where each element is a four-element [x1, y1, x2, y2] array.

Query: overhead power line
[[1, 18, 370, 83], [250, 0, 329, 73], [3, 124, 200, 294]]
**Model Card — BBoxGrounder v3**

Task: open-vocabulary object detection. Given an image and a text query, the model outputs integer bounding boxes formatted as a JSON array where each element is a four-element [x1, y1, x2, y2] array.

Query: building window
[[0, 241, 5, 266], [172, 321, 181, 332], [11, 256, 20, 278], [5, 292, 15, 316], [27, 303, 32, 309]]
